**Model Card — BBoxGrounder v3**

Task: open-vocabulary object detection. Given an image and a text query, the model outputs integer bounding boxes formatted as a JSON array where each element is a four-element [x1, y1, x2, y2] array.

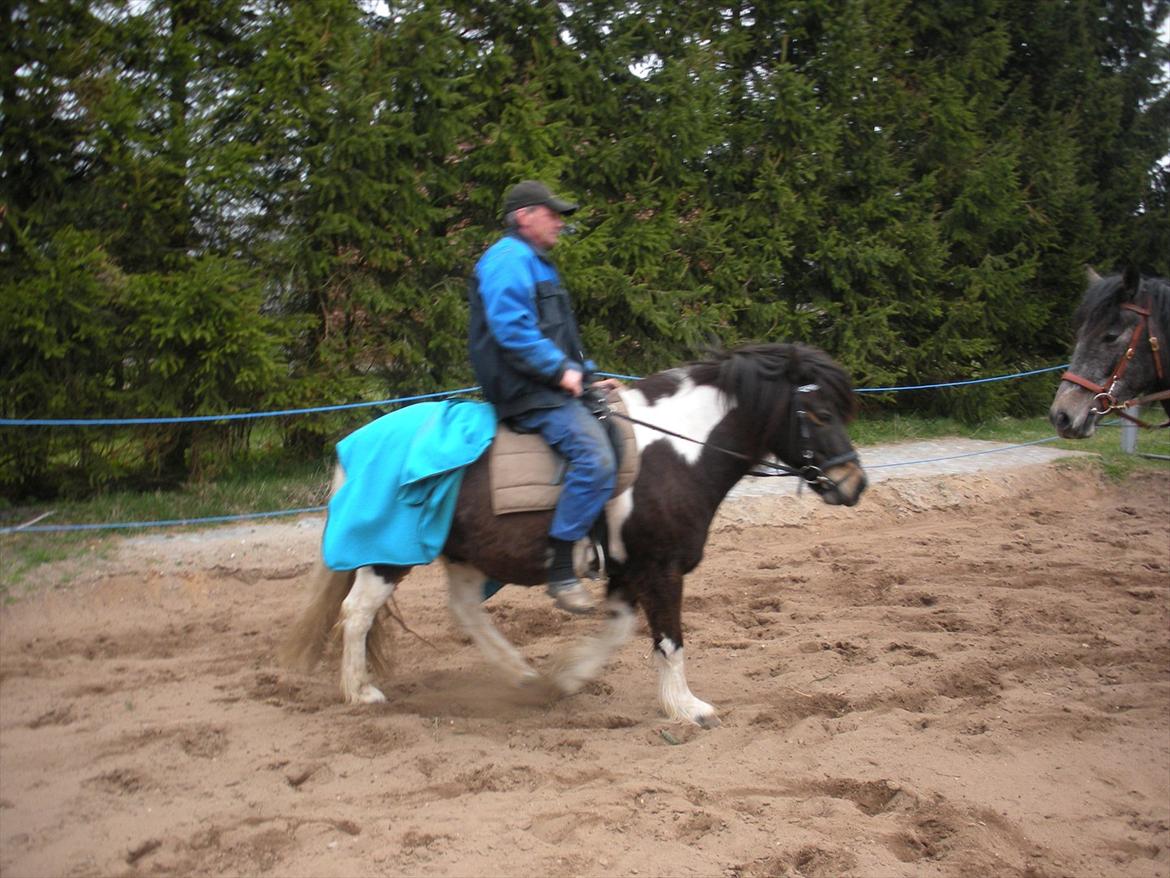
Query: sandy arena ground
[[1, 460, 1168, 877]]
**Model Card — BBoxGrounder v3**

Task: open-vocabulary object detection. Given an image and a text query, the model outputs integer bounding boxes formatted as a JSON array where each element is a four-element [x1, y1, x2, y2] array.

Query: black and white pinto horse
[[283, 342, 867, 728], [1050, 269, 1170, 438]]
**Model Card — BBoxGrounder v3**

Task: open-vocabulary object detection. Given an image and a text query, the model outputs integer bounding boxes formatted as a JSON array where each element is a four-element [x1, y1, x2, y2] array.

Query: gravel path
[[729, 437, 1092, 500]]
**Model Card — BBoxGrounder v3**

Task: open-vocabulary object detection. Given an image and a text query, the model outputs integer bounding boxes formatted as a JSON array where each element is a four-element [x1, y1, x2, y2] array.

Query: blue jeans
[[510, 400, 617, 542]]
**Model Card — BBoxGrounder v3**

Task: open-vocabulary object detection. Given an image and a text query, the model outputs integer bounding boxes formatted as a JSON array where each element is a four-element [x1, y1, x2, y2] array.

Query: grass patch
[[2, 537, 89, 601], [1, 454, 332, 598]]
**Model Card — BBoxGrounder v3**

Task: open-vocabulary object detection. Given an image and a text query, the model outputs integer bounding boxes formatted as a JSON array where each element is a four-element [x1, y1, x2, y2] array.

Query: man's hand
[[591, 377, 625, 394], [559, 368, 584, 397]]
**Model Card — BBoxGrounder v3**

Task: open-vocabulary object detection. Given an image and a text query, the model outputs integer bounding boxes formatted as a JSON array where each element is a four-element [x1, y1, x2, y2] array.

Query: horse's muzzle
[[818, 463, 867, 506], [1050, 407, 1097, 439], [1049, 384, 1098, 439]]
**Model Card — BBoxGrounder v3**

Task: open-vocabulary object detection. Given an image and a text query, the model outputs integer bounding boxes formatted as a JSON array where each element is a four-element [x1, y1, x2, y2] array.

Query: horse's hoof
[[553, 673, 585, 696], [356, 684, 387, 704], [695, 712, 721, 729], [512, 669, 541, 689]]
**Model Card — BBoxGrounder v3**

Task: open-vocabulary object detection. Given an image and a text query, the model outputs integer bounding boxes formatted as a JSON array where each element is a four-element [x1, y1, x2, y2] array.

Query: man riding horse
[[467, 181, 621, 614]]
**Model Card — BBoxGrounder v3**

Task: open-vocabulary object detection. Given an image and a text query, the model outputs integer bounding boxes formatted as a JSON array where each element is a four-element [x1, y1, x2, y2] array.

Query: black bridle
[[604, 382, 859, 493], [786, 383, 862, 490]]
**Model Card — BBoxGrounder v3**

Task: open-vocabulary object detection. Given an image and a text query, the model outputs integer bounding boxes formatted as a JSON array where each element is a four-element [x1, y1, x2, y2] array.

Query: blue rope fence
[[0, 386, 483, 427], [3, 506, 329, 534], [855, 365, 1068, 393], [0, 436, 1077, 535], [599, 364, 1071, 394], [864, 435, 1064, 470], [0, 366, 1067, 427], [0, 362, 1092, 535]]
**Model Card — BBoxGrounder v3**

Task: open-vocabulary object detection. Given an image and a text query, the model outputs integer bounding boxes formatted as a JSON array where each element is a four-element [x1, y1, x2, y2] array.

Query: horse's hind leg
[[444, 560, 539, 686], [551, 595, 637, 695], [340, 566, 400, 704]]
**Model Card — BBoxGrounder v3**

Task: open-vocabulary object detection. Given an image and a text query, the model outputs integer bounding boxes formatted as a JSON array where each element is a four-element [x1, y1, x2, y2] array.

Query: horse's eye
[[1102, 332, 1120, 344]]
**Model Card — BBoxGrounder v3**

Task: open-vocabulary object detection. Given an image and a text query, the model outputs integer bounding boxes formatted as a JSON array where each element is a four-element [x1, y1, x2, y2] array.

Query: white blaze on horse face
[[655, 638, 720, 728], [622, 378, 729, 466]]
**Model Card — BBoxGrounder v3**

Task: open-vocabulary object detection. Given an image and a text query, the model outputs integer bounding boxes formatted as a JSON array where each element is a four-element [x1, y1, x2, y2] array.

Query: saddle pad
[[490, 394, 638, 515]]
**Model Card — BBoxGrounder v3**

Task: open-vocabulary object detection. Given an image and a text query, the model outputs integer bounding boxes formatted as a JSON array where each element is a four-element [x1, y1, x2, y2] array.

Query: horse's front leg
[[643, 567, 721, 729], [339, 566, 401, 704]]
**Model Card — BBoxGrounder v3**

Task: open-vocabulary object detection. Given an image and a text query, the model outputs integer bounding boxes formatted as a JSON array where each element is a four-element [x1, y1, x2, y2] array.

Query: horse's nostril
[[1050, 410, 1070, 431]]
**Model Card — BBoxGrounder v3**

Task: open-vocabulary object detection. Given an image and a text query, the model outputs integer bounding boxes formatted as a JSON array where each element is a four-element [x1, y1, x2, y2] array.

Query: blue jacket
[[468, 232, 595, 420], [322, 400, 496, 570]]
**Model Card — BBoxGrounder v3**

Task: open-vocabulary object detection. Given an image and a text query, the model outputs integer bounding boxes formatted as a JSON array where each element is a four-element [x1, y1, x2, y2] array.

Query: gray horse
[[1050, 269, 1170, 438]]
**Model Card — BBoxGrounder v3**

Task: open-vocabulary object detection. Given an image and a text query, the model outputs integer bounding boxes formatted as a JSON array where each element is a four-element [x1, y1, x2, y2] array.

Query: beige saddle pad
[[489, 394, 639, 515]]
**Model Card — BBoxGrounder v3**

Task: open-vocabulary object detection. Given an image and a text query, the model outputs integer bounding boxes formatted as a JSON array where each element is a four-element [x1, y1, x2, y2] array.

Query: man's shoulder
[[482, 234, 534, 263], [477, 235, 544, 286]]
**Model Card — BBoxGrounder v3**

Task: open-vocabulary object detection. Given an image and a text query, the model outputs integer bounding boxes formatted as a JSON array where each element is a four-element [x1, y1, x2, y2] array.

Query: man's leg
[[511, 400, 617, 612]]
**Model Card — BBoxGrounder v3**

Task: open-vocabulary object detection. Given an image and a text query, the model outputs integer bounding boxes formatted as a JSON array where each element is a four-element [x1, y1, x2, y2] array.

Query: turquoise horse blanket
[[322, 400, 497, 571]]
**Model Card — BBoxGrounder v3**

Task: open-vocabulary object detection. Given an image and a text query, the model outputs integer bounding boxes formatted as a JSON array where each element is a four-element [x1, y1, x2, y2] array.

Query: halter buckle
[[1090, 391, 1117, 416]]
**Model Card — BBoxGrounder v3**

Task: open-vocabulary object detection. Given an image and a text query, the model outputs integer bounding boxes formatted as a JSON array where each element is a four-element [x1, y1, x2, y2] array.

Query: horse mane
[[687, 342, 856, 456], [1076, 271, 1170, 336]]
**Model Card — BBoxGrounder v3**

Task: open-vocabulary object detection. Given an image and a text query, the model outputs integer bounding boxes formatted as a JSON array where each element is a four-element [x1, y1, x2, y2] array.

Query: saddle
[[489, 392, 638, 515]]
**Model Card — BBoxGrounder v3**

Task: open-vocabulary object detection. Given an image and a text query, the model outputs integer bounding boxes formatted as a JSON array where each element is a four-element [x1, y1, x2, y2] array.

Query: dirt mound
[[2, 466, 1168, 877]]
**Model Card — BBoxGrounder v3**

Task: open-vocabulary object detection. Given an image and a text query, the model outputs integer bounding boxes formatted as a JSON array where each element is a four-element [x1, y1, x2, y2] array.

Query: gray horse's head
[[1050, 268, 1170, 438]]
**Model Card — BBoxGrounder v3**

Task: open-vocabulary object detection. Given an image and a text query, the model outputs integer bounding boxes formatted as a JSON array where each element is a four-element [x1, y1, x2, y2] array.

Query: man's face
[[517, 204, 565, 250]]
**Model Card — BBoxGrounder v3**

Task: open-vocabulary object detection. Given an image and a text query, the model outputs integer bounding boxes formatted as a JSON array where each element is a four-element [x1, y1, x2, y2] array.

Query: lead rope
[[608, 409, 798, 476], [383, 596, 441, 652]]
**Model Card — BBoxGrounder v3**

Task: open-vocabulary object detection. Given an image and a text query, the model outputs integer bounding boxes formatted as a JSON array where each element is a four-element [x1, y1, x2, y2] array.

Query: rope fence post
[[1121, 406, 1141, 454]]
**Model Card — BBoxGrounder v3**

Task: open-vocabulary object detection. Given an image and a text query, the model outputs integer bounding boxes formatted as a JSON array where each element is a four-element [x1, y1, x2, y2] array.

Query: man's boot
[[547, 537, 595, 614]]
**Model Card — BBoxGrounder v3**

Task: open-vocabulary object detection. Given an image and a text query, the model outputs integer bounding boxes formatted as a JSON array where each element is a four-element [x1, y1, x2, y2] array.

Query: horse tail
[[279, 560, 355, 673], [280, 463, 353, 673]]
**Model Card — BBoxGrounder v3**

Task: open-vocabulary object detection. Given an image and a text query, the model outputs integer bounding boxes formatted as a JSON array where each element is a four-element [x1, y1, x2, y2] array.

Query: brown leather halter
[[1061, 300, 1170, 428]]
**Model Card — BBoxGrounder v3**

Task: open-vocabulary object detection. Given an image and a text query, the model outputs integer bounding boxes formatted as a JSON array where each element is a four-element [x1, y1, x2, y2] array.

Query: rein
[[1061, 299, 1170, 429], [606, 383, 859, 491]]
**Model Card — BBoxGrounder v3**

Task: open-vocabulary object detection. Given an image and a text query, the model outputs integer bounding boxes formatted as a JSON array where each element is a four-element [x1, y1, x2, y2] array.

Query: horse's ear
[[1085, 265, 1102, 285], [1122, 265, 1142, 294], [784, 343, 804, 381]]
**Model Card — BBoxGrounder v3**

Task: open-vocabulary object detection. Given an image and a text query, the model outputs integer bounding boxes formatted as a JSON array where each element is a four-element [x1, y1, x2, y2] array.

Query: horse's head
[[711, 342, 867, 506], [1050, 270, 1170, 438]]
